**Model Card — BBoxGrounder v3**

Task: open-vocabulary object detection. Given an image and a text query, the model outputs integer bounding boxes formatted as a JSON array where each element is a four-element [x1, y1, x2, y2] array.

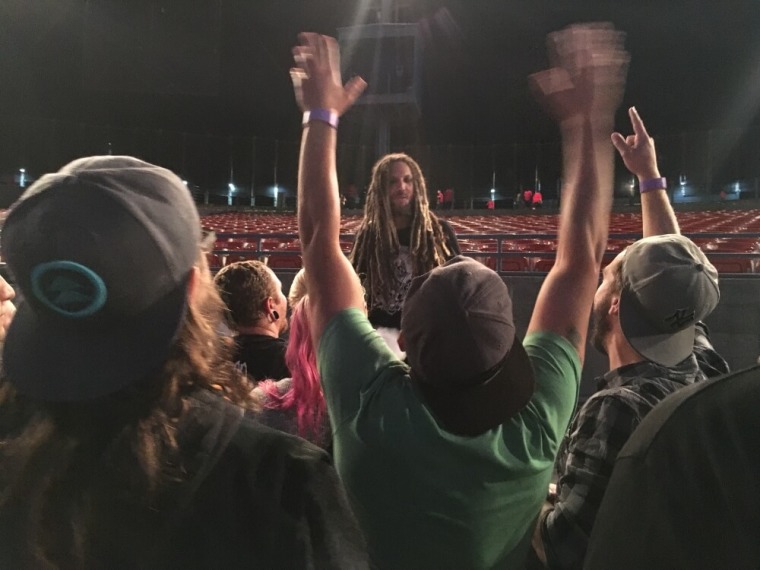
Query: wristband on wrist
[[639, 177, 667, 193], [302, 109, 339, 129]]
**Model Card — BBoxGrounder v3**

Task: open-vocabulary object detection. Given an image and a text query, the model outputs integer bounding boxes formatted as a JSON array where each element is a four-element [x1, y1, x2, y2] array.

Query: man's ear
[[609, 295, 620, 316]]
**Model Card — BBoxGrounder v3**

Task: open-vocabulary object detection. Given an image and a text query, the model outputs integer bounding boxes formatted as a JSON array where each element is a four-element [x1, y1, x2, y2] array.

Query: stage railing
[[207, 232, 760, 276]]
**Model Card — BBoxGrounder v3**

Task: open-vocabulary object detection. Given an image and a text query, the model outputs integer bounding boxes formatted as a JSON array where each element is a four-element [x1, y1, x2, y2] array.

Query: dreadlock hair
[[0, 254, 256, 569], [350, 153, 453, 307]]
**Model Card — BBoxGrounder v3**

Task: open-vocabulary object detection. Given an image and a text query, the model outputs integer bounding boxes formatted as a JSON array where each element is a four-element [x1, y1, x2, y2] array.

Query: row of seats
[[203, 210, 760, 274], [202, 209, 760, 235]]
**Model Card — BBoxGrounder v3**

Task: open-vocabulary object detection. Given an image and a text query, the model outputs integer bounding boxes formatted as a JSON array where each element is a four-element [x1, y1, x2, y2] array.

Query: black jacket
[[0, 389, 368, 569]]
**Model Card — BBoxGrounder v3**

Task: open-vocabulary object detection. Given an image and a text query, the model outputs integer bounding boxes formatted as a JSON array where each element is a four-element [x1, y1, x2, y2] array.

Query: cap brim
[[4, 279, 189, 402], [619, 286, 695, 368], [415, 337, 535, 436]]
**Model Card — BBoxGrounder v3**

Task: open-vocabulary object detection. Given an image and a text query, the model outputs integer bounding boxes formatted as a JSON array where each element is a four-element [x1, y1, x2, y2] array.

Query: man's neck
[[236, 322, 279, 338], [606, 334, 646, 371], [393, 212, 412, 230]]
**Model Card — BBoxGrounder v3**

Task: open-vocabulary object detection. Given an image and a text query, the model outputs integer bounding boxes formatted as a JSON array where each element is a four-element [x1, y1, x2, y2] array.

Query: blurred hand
[[530, 23, 629, 125], [611, 106, 661, 180], [290, 33, 367, 116], [546, 482, 559, 504], [0, 276, 16, 343]]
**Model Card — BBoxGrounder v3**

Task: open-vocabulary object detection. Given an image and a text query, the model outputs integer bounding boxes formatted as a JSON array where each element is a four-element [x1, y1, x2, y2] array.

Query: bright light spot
[[490, 188, 495, 196], [679, 174, 687, 186], [182, 180, 188, 186], [228, 183, 236, 192], [19, 168, 25, 173]]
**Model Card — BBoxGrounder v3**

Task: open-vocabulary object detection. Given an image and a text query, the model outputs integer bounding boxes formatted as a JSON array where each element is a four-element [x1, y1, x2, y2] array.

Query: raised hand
[[530, 23, 629, 125], [611, 107, 660, 180], [290, 33, 367, 116]]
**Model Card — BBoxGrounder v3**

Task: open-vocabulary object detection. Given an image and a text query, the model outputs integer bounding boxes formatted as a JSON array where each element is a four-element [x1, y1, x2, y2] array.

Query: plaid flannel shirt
[[539, 323, 727, 570]]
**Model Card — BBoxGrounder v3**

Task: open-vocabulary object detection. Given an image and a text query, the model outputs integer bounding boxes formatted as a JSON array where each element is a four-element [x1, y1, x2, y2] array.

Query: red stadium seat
[[707, 256, 754, 274], [500, 257, 529, 272], [534, 258, 556, 272], [479, 257, 498, 271], [266, 255, 303, 269], [206, 253, 225, 270], [225, 253, 257, 265]]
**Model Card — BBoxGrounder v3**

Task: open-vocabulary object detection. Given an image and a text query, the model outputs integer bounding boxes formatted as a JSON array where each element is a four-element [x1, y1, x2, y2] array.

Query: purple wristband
[[302, 109, 339, 129], [639, 177, 667, 193]]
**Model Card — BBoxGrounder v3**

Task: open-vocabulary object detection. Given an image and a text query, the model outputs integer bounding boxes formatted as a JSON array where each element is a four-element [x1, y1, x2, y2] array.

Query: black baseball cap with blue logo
[[1, 156, 201, 401]]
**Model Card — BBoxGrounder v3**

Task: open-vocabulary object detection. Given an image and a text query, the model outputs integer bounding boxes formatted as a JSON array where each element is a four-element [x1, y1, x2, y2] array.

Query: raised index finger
[[629, 106, 650, 139]]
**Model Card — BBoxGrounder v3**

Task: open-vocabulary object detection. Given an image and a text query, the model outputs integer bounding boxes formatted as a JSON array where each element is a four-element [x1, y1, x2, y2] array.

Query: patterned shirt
[[365, 220, 460, 329], [539, 323, 727, 570]]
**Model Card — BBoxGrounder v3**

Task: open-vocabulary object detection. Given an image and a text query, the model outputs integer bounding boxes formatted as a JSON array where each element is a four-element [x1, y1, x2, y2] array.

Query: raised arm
[[612, 106, 680, 237], [526, 24, 629, 364], [290, 33, 367, 346]]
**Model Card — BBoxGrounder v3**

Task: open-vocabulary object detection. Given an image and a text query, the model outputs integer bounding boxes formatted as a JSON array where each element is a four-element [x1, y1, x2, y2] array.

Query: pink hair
[[257, 297, 326, 441]]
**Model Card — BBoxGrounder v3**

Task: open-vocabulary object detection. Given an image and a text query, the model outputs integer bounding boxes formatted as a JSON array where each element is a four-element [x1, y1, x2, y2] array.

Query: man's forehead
[[389, 161, 412, 175], [601, 249, 626, 280]]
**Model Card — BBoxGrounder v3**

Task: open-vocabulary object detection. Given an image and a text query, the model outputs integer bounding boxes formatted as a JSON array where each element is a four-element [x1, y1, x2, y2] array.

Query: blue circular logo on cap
[[31, 261, 108, 318]]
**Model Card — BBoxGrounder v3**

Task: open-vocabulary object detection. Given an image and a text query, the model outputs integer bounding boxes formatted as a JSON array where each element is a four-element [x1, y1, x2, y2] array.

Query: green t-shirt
[[318, 308, 580, 569]]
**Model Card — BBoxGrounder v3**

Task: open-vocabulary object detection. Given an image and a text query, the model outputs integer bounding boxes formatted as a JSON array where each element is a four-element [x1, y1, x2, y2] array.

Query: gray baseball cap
[[619, 234, 720, 367], [2, 156, 201, 401]]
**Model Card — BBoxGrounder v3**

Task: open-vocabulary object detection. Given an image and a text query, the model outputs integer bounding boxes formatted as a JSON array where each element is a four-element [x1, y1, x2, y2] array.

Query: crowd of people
[[0, 22, 756, 570]]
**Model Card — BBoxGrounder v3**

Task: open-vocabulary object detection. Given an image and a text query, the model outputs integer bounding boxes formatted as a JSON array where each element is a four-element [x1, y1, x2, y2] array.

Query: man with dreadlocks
[[350, 152, 460, 331]]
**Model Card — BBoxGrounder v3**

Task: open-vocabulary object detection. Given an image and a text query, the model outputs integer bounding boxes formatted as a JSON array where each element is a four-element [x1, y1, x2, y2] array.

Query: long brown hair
[[350, 153, 453, 306], [0, 263, 254, 568]]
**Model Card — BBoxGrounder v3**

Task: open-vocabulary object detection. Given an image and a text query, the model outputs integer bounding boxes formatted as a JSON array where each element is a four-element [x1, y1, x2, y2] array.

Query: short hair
[[214, 260, 277, 328]]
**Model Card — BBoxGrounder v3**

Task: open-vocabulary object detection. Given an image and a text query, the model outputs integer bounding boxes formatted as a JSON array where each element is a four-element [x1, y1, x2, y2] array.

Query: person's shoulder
[[190, 389, 328, 467], [237, 334, 285, 349], [520, 331, 581, 413], [436, 216, 453, 230], [233, 411, 330, 465], [524, 330, 581, 370], [613, 365, 760, 467], [572, 385, 641, 431], [321, 307, 375, 345]]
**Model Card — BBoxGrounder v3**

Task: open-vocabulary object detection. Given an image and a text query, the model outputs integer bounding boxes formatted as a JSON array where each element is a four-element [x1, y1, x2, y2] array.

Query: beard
[[391, 199, 413, 218], [590, 297, 612, 356]]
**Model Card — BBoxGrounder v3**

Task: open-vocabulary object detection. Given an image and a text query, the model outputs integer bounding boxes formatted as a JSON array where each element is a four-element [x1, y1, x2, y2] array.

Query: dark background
[[2, 0, 760, 204]]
